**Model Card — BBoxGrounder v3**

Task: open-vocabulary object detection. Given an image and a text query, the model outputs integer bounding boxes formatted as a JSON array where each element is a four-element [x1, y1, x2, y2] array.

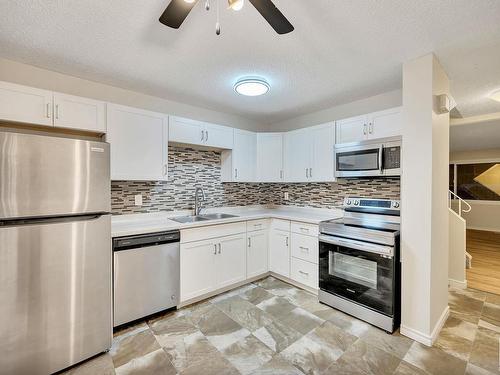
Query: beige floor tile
[[111, 329, 161, 368], [63, 353, 115, 375], [114, 349, 176, 375], [221, 335, 274, 375], [253, 319, 303, 353], [403, 341, 467, 375]]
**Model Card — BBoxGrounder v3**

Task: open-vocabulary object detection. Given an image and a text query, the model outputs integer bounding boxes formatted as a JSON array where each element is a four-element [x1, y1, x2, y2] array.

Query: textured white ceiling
[[451, 119, 500, 152], [1, 1, 500, 124]]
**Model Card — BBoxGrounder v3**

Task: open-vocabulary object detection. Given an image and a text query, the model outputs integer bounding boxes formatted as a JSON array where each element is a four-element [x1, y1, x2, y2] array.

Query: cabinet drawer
[[271, 219, 290, 232], [291, 222, 319, 237], [291, 233, 318, 264], [247, 219, 269, 232], [181, 222, 246, 243], [290, 257, 318, 289]]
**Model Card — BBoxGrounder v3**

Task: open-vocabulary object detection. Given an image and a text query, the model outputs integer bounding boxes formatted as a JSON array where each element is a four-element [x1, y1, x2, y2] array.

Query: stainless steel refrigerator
[[0, 132, 112, 374]]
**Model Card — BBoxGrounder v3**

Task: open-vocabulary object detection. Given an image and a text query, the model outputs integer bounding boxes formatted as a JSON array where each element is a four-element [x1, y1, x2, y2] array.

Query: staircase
[[448, 191, 471, 289]]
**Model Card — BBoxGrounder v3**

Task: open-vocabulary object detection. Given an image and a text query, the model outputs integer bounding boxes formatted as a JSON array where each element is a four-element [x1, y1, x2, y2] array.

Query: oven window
[[336, 149, 379, 171], [329, 252, 377, 289]]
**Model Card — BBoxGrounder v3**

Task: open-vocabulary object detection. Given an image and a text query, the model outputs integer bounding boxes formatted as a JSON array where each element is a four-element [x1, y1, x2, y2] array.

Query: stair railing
[[448, 190, 472, 218]]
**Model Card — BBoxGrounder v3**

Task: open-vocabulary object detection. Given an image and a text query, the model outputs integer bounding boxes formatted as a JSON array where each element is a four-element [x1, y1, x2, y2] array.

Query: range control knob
[[346, 200, 352, 205], [354, 200, 360, 206], [393, 202, 400, 208]]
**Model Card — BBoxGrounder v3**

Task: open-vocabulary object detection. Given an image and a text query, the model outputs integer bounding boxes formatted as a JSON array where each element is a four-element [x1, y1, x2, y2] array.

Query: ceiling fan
[[159, 0, 294, 35]]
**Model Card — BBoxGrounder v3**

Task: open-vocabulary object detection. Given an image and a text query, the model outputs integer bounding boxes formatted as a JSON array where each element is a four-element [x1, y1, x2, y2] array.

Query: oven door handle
[[319, 235, 394, 257]]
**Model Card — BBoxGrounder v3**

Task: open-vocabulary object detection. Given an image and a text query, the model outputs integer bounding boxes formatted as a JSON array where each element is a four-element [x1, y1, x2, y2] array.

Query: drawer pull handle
[[299, 246, 309, 252], [254, 223, 262, 227], [300, 227, 309, 232], [214, 244, 217, 255], [299, 270, 309, 276]]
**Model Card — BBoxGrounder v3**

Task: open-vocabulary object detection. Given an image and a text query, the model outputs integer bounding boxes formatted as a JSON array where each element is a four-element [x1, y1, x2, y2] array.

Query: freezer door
[[0, 214, 112, 375], [0, 132, 110, 219]]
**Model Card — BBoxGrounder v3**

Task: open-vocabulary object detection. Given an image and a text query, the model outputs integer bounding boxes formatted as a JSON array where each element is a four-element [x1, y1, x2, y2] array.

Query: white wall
[[450, 148, 500, 232], [400, 53, 449, 345], [0, 58, 265, 132], [269, 89, 402, 131]]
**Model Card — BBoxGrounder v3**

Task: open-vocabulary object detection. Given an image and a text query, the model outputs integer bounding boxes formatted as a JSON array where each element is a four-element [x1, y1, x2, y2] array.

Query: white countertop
[[111, 205, 343, 237]]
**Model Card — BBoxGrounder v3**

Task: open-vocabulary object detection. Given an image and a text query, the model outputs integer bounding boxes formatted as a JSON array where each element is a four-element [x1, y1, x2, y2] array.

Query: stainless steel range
[[318, 197, 400, 333]]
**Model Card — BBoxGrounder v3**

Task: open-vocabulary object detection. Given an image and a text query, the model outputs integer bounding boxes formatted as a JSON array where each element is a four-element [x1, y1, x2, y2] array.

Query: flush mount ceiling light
[[234, 78, 270, 96], [228, 0, 244, 11], [489, 89, 500, 102]]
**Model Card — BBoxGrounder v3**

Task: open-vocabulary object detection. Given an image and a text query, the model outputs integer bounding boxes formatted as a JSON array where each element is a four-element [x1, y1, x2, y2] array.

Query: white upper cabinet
[[169, 116, 233, 149], [310, 122, 335, 182], [221, 129, 257, 182], [284, 123, 334, 182], [204, 123, 234, 149], [335, 107, 402, 144], [169, 116, 205, 145], [335, 114, 369, 144], [0, 81, 53, 127], [0, 81, 106, 133], [257, 133, 284, 182], [284, 128, 311, 182], [53, 93, 106, 133], [107, 104, 168, 181], [368, 107, 403, 139]]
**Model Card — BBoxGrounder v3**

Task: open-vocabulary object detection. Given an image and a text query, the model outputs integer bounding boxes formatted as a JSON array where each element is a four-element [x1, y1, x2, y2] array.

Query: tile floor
[[63, 277, 500, 375]]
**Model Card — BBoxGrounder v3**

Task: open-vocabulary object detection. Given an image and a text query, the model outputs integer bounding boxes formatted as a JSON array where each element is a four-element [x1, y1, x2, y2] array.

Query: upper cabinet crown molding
[[0, 80, 106, 133], [169, 116, 233, 149], [106, 103, 168, 181], [336, 106, 402, 144]]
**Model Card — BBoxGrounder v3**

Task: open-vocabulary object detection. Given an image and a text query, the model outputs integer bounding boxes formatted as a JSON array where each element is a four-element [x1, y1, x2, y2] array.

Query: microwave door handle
[[379, 145, 383, 174]]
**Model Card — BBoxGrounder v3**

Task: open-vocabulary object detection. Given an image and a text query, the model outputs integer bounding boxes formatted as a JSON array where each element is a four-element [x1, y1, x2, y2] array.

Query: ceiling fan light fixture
[[489, 89, 500, 102], [184, 0, 196, 3], [234, 77, 270, 96], [228, 0, 244, 11]]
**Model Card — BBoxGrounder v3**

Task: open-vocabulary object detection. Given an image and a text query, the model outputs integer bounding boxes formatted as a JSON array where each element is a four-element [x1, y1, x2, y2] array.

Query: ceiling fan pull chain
[[205, 0, 210, 11], [215, 0, 221, 35]]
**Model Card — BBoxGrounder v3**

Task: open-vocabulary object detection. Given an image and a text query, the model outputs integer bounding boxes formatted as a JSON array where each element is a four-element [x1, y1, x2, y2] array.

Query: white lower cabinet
[[290, 257, 318, 289], [247, 230, 268, 278], [180, 239, 218, 301], [269, 228, 290, 278], [180, 230, 246, 302], [216, 234, 247, 288]]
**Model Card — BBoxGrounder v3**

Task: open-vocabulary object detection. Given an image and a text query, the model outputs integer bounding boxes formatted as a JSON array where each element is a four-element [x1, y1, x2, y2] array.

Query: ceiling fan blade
[[159, 0, 199, 29], [248, 0, 294, 34]]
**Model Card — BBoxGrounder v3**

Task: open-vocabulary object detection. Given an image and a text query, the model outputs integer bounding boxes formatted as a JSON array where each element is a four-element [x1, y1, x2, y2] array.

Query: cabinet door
[[180, 239, 217, 301], [257, 133, 284, 182], [107, 104, 168, 181], [53, 93, 106, 133], [169, 116, 205, 146], [368, 107, 402, 139], [310, 122, 335, 182], [269, 229, 290, 277], [233, 129, 256, 182], [284, 129, 311, 182], [0, 81, 53, 126], [205, 123, 234, 149], [247, 230, 268, 278], [335, 115, 368, 144], [216, 234, 247, 288]]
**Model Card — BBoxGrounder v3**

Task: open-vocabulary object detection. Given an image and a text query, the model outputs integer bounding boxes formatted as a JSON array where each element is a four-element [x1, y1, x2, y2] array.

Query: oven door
[[319, 235, 395, 316], [335, 143, 383, 177]]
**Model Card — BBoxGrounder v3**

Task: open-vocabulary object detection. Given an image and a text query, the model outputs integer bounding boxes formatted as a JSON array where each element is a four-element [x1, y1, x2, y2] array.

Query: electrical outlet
[[284, 192, 289, 201], [134, 194, 143, 206]]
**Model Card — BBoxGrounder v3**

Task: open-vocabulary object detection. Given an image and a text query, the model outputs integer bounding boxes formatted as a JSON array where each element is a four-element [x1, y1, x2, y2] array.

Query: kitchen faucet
[[194, 187, 206, 215]]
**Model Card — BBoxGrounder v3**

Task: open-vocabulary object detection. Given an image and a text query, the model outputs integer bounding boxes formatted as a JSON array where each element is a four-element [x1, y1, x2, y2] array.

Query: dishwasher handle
[[113, 230, 180, 251]]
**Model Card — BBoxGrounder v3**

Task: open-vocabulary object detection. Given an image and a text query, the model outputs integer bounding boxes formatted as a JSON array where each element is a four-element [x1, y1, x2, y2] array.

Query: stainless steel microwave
[[335, 137, 401, 178]]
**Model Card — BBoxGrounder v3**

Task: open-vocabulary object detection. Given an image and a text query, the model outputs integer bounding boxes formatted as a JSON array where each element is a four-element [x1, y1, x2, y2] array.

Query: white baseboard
[[449, 278, 467, 289], [400, 306, 450, 346]]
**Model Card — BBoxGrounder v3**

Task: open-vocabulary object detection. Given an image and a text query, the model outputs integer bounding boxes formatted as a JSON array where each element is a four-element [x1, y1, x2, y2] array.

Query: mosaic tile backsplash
[[111, 147, 400, 215]]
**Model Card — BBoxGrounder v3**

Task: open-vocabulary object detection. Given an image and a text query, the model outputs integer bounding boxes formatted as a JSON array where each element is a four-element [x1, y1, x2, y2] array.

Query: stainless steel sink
[[170, 215, 210, 223], [199, 213, 239, 220], [170, 213, 239, 223]]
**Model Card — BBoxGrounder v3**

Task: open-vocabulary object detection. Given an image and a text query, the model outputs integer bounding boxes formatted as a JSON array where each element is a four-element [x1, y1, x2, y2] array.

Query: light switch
[[284, 192, 289, 200], [134, 194, 143, 206]]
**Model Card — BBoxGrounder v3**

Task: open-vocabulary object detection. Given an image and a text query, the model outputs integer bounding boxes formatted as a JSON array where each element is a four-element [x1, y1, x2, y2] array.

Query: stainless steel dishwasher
[[113, 230, 180, 327]]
